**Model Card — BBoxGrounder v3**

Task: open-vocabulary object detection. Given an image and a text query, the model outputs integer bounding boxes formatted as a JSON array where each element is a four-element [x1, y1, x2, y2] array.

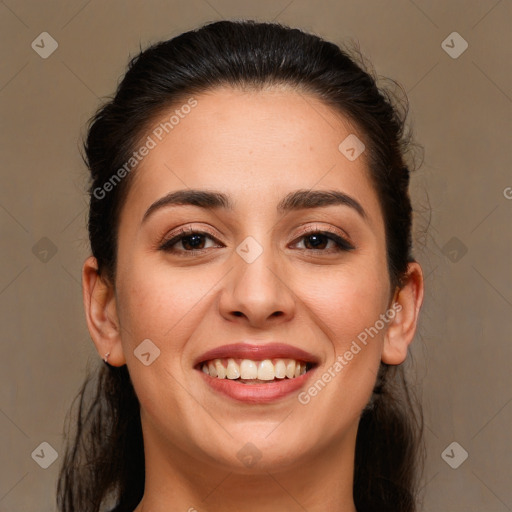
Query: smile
[[194, 342, 319, 403], [200, 358, 312, 382]]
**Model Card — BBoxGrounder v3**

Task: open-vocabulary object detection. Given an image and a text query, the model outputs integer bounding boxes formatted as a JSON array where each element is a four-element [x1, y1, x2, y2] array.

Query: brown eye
[[159, 230, 224, 254], [292, 231, 355, 252], [177, 233, 207, 250]]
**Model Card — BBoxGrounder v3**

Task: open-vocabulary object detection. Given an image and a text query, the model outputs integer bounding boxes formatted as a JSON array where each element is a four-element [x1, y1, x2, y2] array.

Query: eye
[[158, 226, 355, 256], [291, 229, 355, 252], [159, 227, 224, 255]]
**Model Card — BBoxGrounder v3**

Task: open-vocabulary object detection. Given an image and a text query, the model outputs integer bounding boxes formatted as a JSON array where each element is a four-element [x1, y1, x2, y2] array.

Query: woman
[[57, 19, 425, 512]]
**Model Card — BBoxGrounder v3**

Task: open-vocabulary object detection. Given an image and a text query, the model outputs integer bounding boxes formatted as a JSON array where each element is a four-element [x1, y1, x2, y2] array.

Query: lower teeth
[[239, 378, 278, 384]]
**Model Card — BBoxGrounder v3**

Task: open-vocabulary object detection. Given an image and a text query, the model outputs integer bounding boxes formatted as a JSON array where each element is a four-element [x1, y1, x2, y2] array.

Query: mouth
[[194, 343, 319, 403]]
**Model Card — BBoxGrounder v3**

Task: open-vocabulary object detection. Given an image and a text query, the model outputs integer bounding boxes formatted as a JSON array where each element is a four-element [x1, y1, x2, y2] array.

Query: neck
[[133, 425, 359, 512]]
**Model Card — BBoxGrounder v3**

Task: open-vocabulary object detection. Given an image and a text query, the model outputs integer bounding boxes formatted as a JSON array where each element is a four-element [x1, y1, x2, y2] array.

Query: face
[[107, 86, 396, 472]]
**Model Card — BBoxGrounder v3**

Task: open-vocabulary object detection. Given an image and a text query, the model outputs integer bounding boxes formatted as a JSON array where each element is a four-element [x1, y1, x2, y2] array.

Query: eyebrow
[[141, 188, 367, 224]]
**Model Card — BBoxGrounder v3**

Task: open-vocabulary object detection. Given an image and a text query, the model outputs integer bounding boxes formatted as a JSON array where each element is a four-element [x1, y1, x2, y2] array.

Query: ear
[[381, 262, 424, 365], [82, 256, 126, 366]]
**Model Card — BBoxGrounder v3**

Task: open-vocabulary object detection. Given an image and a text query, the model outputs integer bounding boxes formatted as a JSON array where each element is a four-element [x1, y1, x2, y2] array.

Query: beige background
[[1, 1, 511, 511]]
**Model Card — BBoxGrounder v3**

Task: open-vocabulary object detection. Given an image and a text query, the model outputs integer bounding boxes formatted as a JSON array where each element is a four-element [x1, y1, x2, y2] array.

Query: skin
[[82, 86, 424, 512]]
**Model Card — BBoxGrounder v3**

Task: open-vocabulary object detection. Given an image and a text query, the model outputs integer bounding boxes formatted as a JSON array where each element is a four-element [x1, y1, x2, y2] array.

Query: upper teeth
[[201, 358, 308, 380]]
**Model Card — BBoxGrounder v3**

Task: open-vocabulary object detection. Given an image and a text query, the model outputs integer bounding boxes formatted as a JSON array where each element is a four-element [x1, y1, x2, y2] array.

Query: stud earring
[[103, 352, 111, 363]]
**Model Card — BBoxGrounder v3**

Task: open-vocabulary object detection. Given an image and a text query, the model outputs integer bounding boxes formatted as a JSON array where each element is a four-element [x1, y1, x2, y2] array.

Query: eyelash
[[158, 225, 355, 256]]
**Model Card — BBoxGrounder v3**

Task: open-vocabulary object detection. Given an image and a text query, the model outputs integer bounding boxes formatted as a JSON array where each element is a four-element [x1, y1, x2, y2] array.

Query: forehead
[[138, 85, 363, 171], [122, 86, 382, 226]]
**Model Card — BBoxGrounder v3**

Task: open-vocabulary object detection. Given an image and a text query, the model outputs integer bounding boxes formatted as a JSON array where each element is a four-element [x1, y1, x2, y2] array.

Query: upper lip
[[194, 342, 320, 367]]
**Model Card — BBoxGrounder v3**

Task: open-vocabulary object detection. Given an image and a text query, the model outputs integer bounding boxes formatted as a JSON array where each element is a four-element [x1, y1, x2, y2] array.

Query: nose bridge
[[237, 235, 278, 288], [220, 231, 295, 325]]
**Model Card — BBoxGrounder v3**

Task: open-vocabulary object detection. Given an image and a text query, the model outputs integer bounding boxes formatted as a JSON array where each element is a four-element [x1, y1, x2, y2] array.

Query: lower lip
[[197, 367, 316, 404]]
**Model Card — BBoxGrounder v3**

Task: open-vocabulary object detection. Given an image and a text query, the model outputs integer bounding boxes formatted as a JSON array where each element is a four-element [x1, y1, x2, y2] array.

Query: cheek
[[290, 268, 389, 447], [113, 264, 215, 428], [303, 260, 389, 341], [299, 257, 389, 394], [115, 258, 215, 346]]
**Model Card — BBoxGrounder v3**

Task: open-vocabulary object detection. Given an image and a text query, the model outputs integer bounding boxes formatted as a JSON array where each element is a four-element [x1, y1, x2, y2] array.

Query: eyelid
[[159, 224, 223, 248], [292, 223, 354, 246], [158, 222, 355, 253]]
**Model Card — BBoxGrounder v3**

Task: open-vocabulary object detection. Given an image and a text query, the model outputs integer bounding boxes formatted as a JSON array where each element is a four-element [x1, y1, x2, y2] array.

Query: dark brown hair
[[57, 19, 424, 512]]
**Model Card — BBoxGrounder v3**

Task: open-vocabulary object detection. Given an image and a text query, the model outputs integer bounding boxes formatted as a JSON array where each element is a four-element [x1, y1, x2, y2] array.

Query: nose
[[218, 239, 296, 328]]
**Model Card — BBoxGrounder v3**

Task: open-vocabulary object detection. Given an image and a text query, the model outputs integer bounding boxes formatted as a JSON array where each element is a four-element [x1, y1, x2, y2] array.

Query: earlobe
[[382, 262, 424, 365], [82, 256, 126, 366]]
